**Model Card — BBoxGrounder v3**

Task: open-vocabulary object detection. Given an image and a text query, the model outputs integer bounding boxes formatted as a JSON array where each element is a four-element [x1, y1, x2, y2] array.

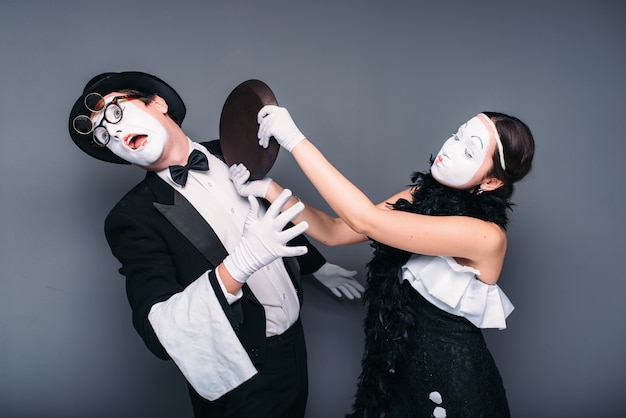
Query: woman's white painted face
[[91, 95, 168, 167], [430, 115, 494, 188]]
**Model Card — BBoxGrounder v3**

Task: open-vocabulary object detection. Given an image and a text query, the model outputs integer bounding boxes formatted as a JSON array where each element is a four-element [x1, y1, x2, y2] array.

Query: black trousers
[[189, 319, 308, 418]]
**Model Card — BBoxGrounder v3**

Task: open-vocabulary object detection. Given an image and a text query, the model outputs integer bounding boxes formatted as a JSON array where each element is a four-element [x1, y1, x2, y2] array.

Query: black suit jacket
[[104, 140, 325, 364]]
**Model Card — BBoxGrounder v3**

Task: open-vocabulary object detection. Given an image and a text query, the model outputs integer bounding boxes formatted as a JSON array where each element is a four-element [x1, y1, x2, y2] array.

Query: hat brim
[[68, 72, 186, 164], [219, 79, 279, 180]]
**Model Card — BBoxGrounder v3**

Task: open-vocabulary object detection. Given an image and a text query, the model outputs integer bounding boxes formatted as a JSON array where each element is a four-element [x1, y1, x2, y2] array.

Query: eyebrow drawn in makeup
[[470, 135, 484, 148]]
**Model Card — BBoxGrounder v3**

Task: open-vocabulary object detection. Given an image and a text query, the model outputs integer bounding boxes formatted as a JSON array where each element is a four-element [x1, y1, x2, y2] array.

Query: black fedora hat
[[68, 71, 186, 164]]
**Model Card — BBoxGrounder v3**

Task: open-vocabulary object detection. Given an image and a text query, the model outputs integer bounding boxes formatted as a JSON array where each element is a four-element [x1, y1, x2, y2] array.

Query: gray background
[[1, 0, 624, 417]]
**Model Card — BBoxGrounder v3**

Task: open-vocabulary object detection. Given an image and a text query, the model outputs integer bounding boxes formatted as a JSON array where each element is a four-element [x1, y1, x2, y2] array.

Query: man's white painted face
[[91, 95, 168, 167], [430, 115, 493, 188]]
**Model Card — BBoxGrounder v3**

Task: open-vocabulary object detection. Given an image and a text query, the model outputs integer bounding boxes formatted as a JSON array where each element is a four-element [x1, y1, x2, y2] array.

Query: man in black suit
[[68, 72, 364, 417]]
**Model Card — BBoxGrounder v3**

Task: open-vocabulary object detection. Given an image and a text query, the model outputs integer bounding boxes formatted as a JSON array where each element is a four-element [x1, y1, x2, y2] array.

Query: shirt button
[[230, 208, 235, 214]]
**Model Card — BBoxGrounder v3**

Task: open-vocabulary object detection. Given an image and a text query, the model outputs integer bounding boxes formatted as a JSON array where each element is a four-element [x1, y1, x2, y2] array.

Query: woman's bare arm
[[289, 139, 507, 283]]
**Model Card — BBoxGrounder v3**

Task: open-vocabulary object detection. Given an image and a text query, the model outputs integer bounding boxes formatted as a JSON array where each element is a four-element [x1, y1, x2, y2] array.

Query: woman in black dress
[[231, 106, 535, 417]]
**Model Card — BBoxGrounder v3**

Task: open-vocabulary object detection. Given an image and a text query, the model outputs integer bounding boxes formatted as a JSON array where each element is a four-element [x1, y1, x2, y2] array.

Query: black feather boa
[[347, 172, 510, 417]]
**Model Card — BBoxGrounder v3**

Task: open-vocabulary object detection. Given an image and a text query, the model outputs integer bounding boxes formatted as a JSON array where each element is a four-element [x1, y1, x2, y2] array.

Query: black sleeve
[[104, 202, 240, 360], [289, 231, 326, 276], [105, 209, 177, 360]]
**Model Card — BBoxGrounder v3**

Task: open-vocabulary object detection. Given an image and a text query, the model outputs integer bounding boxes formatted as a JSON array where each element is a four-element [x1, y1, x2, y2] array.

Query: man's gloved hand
[[257, 105, 306, 152], [229, 163, 271, 198], [312, 262, 365, 300], [224, 189, 309, 283]]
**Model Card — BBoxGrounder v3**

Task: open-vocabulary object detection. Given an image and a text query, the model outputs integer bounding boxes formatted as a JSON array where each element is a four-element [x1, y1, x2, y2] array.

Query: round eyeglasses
[[72, 92, 145, 147]]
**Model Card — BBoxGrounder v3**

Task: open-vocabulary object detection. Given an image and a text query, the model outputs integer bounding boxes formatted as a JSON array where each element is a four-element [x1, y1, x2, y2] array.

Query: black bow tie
[[169, 149, 210, 186]]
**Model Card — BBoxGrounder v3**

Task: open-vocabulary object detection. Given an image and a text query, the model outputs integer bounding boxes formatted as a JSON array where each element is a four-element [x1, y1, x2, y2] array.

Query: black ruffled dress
[[347, 172, 513, 418]]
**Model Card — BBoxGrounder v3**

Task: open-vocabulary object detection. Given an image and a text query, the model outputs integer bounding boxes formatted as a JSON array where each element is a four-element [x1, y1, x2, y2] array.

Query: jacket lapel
[[146, 171, 229, 268], [144, 160, 263, 308]]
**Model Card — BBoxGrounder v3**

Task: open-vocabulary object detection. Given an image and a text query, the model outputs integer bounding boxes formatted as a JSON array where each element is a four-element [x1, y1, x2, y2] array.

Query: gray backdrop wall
[[1, 1, 624, 417]]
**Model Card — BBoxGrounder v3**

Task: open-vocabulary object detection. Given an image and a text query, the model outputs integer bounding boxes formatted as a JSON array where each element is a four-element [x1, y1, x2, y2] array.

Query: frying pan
[[219, 79, 279, 180]]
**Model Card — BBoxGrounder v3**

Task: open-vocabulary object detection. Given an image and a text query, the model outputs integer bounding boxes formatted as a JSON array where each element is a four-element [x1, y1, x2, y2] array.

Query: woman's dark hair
[[482, 111, 535, 200]]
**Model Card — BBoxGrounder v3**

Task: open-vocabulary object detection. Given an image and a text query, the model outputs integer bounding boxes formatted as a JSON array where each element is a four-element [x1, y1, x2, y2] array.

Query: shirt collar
[[158, 137, 210, 188]]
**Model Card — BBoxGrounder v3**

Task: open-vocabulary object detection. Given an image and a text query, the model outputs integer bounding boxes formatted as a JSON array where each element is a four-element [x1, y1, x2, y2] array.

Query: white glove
[[312, 262, 365, 300], [257, 105, 306, 152], [223, 190, 309, 283], [229, 163, 271, 198]]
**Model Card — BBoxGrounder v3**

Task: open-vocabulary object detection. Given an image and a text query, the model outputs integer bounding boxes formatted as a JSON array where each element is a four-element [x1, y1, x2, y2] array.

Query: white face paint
[[92, 97, 168, 167], [430, 115, 493, 188]]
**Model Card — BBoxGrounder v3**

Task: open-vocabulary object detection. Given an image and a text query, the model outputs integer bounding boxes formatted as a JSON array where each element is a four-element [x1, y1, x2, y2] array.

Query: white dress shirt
[[157, 139, 300, 336], [148, 139, 303, 401]]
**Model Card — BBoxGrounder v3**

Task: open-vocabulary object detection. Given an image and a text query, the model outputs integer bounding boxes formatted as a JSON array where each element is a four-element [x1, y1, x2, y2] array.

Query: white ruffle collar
[[401, 254, 514, 329]]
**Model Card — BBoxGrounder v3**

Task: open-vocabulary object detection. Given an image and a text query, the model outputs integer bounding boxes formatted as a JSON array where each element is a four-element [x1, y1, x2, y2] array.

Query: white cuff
[[148, 271, 256, 400], [215, 266, 244, 305]]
